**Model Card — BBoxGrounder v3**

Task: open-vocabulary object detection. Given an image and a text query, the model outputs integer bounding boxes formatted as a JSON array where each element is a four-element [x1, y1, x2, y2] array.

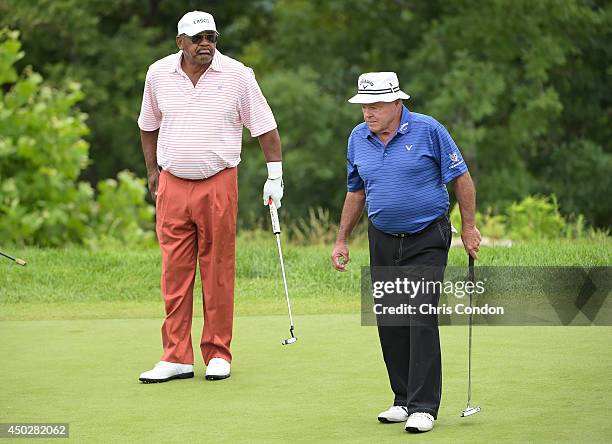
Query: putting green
[[1, 315, 611, 442]]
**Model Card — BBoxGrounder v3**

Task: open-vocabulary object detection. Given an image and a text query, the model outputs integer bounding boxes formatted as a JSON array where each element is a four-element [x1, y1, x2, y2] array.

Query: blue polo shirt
[[347, 106, 468, 234]]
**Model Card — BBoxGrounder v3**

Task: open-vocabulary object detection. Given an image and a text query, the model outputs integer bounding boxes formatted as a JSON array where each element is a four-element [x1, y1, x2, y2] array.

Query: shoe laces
[[154, 361, 175, 368], [412, 412, 434, 422], [391, 406, 408, 414]]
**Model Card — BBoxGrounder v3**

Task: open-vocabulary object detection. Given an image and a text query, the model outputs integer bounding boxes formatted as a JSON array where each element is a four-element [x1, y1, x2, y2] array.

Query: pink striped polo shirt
[[138, 50, 277, 180]]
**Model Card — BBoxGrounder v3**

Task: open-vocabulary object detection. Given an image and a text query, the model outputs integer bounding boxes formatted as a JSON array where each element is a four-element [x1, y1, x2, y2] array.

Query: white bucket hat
[[348, 72, 410, 104], [177, 11, 218, 36]]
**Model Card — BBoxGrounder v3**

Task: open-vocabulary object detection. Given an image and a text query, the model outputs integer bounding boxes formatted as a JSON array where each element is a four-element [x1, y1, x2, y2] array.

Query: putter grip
[[468, 255, 475, 281], [269, 199, 281, 234]]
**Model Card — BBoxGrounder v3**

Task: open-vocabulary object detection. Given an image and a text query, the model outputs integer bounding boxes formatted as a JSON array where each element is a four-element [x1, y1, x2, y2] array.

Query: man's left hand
[[263, 177, 283, 208], [461, 225, 482, 259]]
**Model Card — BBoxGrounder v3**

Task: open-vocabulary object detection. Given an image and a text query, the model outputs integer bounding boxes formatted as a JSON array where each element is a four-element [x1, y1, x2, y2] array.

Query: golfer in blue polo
[[331, 72, 481, 433]]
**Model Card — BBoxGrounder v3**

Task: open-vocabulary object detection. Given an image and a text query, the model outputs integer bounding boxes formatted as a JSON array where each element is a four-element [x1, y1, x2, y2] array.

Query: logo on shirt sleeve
[[449, 152, 465, 169]]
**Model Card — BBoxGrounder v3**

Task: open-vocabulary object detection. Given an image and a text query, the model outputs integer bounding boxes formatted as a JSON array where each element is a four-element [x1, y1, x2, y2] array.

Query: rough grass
[[1, 237, 610, 320]]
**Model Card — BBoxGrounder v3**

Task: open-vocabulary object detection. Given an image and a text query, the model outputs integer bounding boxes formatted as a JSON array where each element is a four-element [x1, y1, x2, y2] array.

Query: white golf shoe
[[139, 361, 194, 384], [405, 412, 435, 433], [377, 405, 409, 423], [205, 357, 231, 380]]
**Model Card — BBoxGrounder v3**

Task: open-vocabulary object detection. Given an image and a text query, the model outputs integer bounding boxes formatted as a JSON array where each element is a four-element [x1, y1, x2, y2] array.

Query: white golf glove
[[263, 161, 283, 208]]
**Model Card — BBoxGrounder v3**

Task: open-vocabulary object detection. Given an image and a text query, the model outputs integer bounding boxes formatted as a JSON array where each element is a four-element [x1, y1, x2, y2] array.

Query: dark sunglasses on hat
[[186, 32, 218, 44]]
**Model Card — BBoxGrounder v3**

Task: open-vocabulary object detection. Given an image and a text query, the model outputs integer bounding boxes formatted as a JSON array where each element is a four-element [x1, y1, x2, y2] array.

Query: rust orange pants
[[155, 167, 237, 365]]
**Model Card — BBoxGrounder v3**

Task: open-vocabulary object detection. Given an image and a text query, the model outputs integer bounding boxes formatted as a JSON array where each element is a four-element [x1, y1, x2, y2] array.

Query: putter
[[268, 198, 297, 345], [461, 255, 481, 418], [0, 249, 27, 266]]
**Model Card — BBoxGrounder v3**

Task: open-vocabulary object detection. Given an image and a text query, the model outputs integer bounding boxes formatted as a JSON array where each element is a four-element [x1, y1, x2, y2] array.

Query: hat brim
[[183, 26, 219, 37], [348, 91, 410, 104]]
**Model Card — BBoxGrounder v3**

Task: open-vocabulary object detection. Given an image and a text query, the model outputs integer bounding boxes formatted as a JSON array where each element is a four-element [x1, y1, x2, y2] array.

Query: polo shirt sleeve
[[432, 123, 468, 184], [137, 70, 162, 132], [239, 68, 278, 137], [347, 137, 364, 192]]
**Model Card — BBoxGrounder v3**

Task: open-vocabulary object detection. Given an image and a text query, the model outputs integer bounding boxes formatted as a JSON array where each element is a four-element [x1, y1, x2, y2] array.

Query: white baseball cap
[[348, 72, 410, 104], [177, 11, 218, 36]]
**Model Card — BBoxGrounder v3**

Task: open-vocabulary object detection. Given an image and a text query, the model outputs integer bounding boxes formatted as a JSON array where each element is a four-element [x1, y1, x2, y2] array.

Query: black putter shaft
[[0, 250, 27, 266]]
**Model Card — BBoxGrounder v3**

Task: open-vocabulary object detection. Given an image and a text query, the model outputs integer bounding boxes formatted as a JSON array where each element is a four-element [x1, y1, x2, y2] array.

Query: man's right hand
[[331, 241, 350, 272], [148, 170, 160, 202]]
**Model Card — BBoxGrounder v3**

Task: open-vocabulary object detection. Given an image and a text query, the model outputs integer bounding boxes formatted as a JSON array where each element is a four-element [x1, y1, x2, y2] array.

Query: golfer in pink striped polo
[[138, 11, 283, 383]]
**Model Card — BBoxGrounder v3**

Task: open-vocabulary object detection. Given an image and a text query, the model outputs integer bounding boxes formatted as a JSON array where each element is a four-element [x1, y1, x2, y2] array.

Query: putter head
[[282, 337, 297, 345], [461, 406, 481, 417]]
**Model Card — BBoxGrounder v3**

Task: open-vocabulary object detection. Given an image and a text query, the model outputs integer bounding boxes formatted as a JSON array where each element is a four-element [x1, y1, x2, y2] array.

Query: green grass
[[1, 317, 611, 442], [1, 237, 610, 320], [0, 238, 610, 442]]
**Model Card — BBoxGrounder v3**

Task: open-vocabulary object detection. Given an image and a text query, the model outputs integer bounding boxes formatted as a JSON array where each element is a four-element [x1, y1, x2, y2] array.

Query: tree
[[240, 0, 612, 227], [0, 0, 271, 182], [2, 0, 609, 228], [401, 0, 612, 225]]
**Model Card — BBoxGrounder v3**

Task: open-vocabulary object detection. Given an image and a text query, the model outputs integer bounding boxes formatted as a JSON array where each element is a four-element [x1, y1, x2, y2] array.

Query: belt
[[388, 214, 448, 238]]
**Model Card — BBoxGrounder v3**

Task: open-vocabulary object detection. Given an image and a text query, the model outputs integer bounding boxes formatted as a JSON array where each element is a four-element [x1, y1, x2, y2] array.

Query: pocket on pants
[[155, 172, 167, 200], [436, 217, 451, 248], [155, 174, 170, 244]]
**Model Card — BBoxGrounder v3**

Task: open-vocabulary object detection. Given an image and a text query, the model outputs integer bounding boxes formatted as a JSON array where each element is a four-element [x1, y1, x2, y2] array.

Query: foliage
[[247, 0, 612, 227], [0, 29, 94, 246], [288, 207, 337, 246], [91, 170, 156, 248], [286, 205, 367, 246], [0, 0, 277, 183], [451, 202, 509, 240], [1, 0, 610, 229], [398, 0, 611, 226], [238, 66, 356, 224], [506, 195, 565, 241], [451, 195, 603, 241], [0, 30, 153, 247], [475, 209, 507, 241]]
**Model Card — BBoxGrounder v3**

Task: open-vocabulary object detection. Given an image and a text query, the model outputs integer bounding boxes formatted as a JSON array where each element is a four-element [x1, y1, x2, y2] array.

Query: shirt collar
[[169, 50, 224, 74], [397, 106, 411, 134], [362, 105, 411, 139]]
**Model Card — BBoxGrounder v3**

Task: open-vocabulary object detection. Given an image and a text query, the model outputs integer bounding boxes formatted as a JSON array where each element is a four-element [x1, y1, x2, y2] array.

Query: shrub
[[0, 30, 153, 247], [506, 195, 565, 240], [91, 170, 155, 247]]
